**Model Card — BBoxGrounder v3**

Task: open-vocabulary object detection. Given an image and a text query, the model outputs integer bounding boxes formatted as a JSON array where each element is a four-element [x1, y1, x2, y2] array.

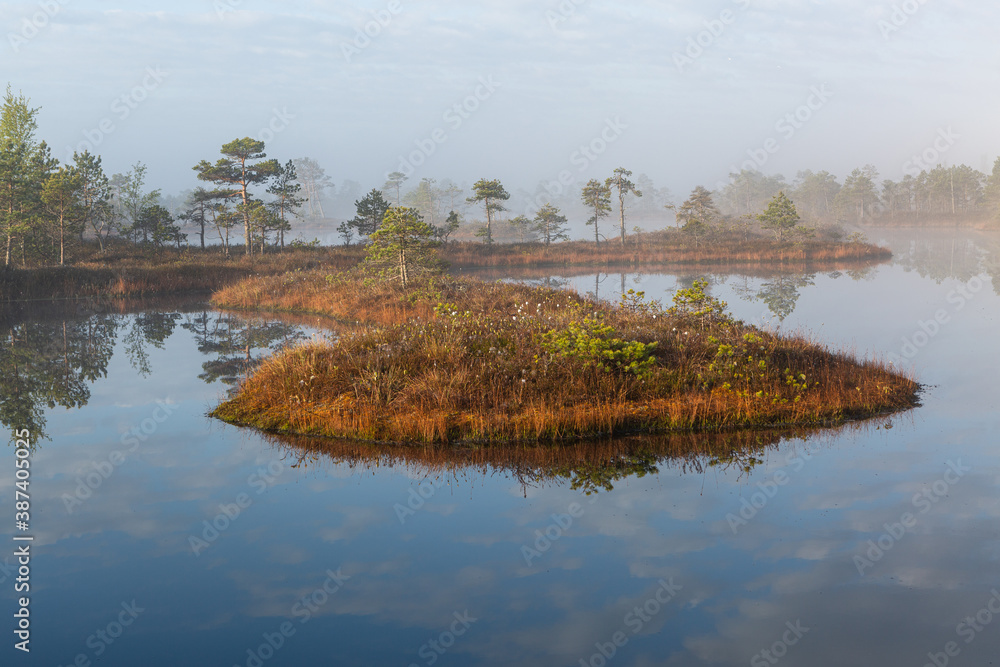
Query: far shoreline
[[0, 234, 890, 304]]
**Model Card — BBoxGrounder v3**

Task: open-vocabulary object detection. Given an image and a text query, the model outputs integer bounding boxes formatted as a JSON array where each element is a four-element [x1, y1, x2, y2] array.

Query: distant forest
[[3, 84, 1000, 269]]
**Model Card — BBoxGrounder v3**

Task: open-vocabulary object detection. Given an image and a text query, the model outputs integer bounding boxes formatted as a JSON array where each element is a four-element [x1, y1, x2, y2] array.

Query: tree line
[[6, 82, 1000, 270], [0, 86, 312, 266], [715, 164, 1000, 224]]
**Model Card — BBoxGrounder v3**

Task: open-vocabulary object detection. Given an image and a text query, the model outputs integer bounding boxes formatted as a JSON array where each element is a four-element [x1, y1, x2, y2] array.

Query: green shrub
[[540, 316, 657, 377]]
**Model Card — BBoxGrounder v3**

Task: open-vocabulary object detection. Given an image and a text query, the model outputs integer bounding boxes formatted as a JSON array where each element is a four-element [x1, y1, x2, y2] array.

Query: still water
[[1, 229, 998, 666]]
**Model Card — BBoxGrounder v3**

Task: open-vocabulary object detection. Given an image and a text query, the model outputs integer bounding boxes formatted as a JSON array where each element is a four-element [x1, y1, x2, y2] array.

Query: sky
[[3, 0, 999, 200]]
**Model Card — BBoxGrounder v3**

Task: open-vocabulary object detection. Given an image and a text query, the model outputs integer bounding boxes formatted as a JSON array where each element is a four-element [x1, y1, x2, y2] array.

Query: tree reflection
[[182, 311, 308, 385], [883, 230, 1000, 292], [1, 304, 311, 445], [0, 315, 117, 443], [754, 273, 816, 321], [124, 312, 181, 377]]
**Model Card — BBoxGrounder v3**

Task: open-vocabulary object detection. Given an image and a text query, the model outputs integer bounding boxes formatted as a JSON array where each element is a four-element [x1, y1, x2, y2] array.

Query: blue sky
[[3, 0, 998, 197]]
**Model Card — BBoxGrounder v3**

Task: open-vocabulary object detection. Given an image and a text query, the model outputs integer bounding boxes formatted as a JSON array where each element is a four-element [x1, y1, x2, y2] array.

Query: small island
[[210, 263, 919, 444]]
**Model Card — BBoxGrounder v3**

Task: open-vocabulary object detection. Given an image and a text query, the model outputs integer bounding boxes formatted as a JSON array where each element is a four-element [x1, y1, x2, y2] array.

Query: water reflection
[[0, 301, 312, 442], [750, 274, 815, 321], [123, 311, 181, 377], [0, 236, 997, 666], [0, 312, 117, 442], [264, 428, 839, 494], [181, 310, 307, 385], [875, 227, 1000, 289]]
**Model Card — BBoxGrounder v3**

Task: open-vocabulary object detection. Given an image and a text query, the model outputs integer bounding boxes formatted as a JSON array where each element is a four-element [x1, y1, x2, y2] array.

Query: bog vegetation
[[212, 270, 919, 444]]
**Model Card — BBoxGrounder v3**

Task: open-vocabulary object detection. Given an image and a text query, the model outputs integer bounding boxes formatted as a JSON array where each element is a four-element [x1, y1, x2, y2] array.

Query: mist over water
[[1, 228, 997, 665]]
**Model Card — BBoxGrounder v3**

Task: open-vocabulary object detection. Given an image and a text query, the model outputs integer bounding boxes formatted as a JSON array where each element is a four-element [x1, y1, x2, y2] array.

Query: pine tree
[[292, 157, 333, 219], [72, 150, 110, 247], [348, 188, 391, 238], [606, 167, 642, 244], [384, 171, 408, 206], [194, 138, 280, 256], [364, 206, 438, 286], [179, 187, 218, 249], [532, 203, 568, 245], [434, 210, 461, 243], [467, 179, 510, 245], [267, 160, 304, 249], [758, 192, 801, 241], [41, 167, 83, 265], [676, 186, 719, 228], [580, 179, 611, 244]]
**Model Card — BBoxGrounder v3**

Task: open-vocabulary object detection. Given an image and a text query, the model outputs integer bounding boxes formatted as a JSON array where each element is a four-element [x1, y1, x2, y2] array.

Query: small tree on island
[[758, 191, 800, 241], [348, 188, 391, 239], [675, 186, 719, 247], [606, 167, 642, 245], [581, 179, 611, 245], [364, 206, 439, 287], [433, 210, 461, 243], [676, 186, 719, 228], [533, 202, 568, 245], [467, 178, 509, 245]]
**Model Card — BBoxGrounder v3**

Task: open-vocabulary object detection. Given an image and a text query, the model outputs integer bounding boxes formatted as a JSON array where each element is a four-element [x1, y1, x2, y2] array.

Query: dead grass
[[211, 271, 920, 444]]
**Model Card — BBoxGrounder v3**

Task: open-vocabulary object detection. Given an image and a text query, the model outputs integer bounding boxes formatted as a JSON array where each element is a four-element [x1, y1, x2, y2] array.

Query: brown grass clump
[[211, 272, 919, 444]]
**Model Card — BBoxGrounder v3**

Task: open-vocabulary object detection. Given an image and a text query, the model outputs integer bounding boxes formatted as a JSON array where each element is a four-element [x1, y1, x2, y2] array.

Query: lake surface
[[1, 229, 998, 666]]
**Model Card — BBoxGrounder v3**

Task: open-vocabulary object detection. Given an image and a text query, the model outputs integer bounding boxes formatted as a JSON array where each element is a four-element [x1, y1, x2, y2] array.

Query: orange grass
[[211, 271, 920, 444]]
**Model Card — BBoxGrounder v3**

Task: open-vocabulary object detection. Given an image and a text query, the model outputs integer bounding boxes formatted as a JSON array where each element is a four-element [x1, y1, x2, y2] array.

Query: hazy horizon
[[4, 0, 999, 202]]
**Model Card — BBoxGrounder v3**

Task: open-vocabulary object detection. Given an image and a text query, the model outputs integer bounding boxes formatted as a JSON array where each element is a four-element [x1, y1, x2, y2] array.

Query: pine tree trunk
[[619, 198, 626, 244]]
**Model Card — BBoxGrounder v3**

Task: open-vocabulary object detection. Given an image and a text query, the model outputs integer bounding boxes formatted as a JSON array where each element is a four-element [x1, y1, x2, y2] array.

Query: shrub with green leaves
[[667, 279, 729, 327], [540, 316, 657, 377]]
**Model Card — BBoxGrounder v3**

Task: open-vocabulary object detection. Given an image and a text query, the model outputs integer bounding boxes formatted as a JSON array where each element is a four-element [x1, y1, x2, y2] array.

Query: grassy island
[[210, 270, 919, 444]]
